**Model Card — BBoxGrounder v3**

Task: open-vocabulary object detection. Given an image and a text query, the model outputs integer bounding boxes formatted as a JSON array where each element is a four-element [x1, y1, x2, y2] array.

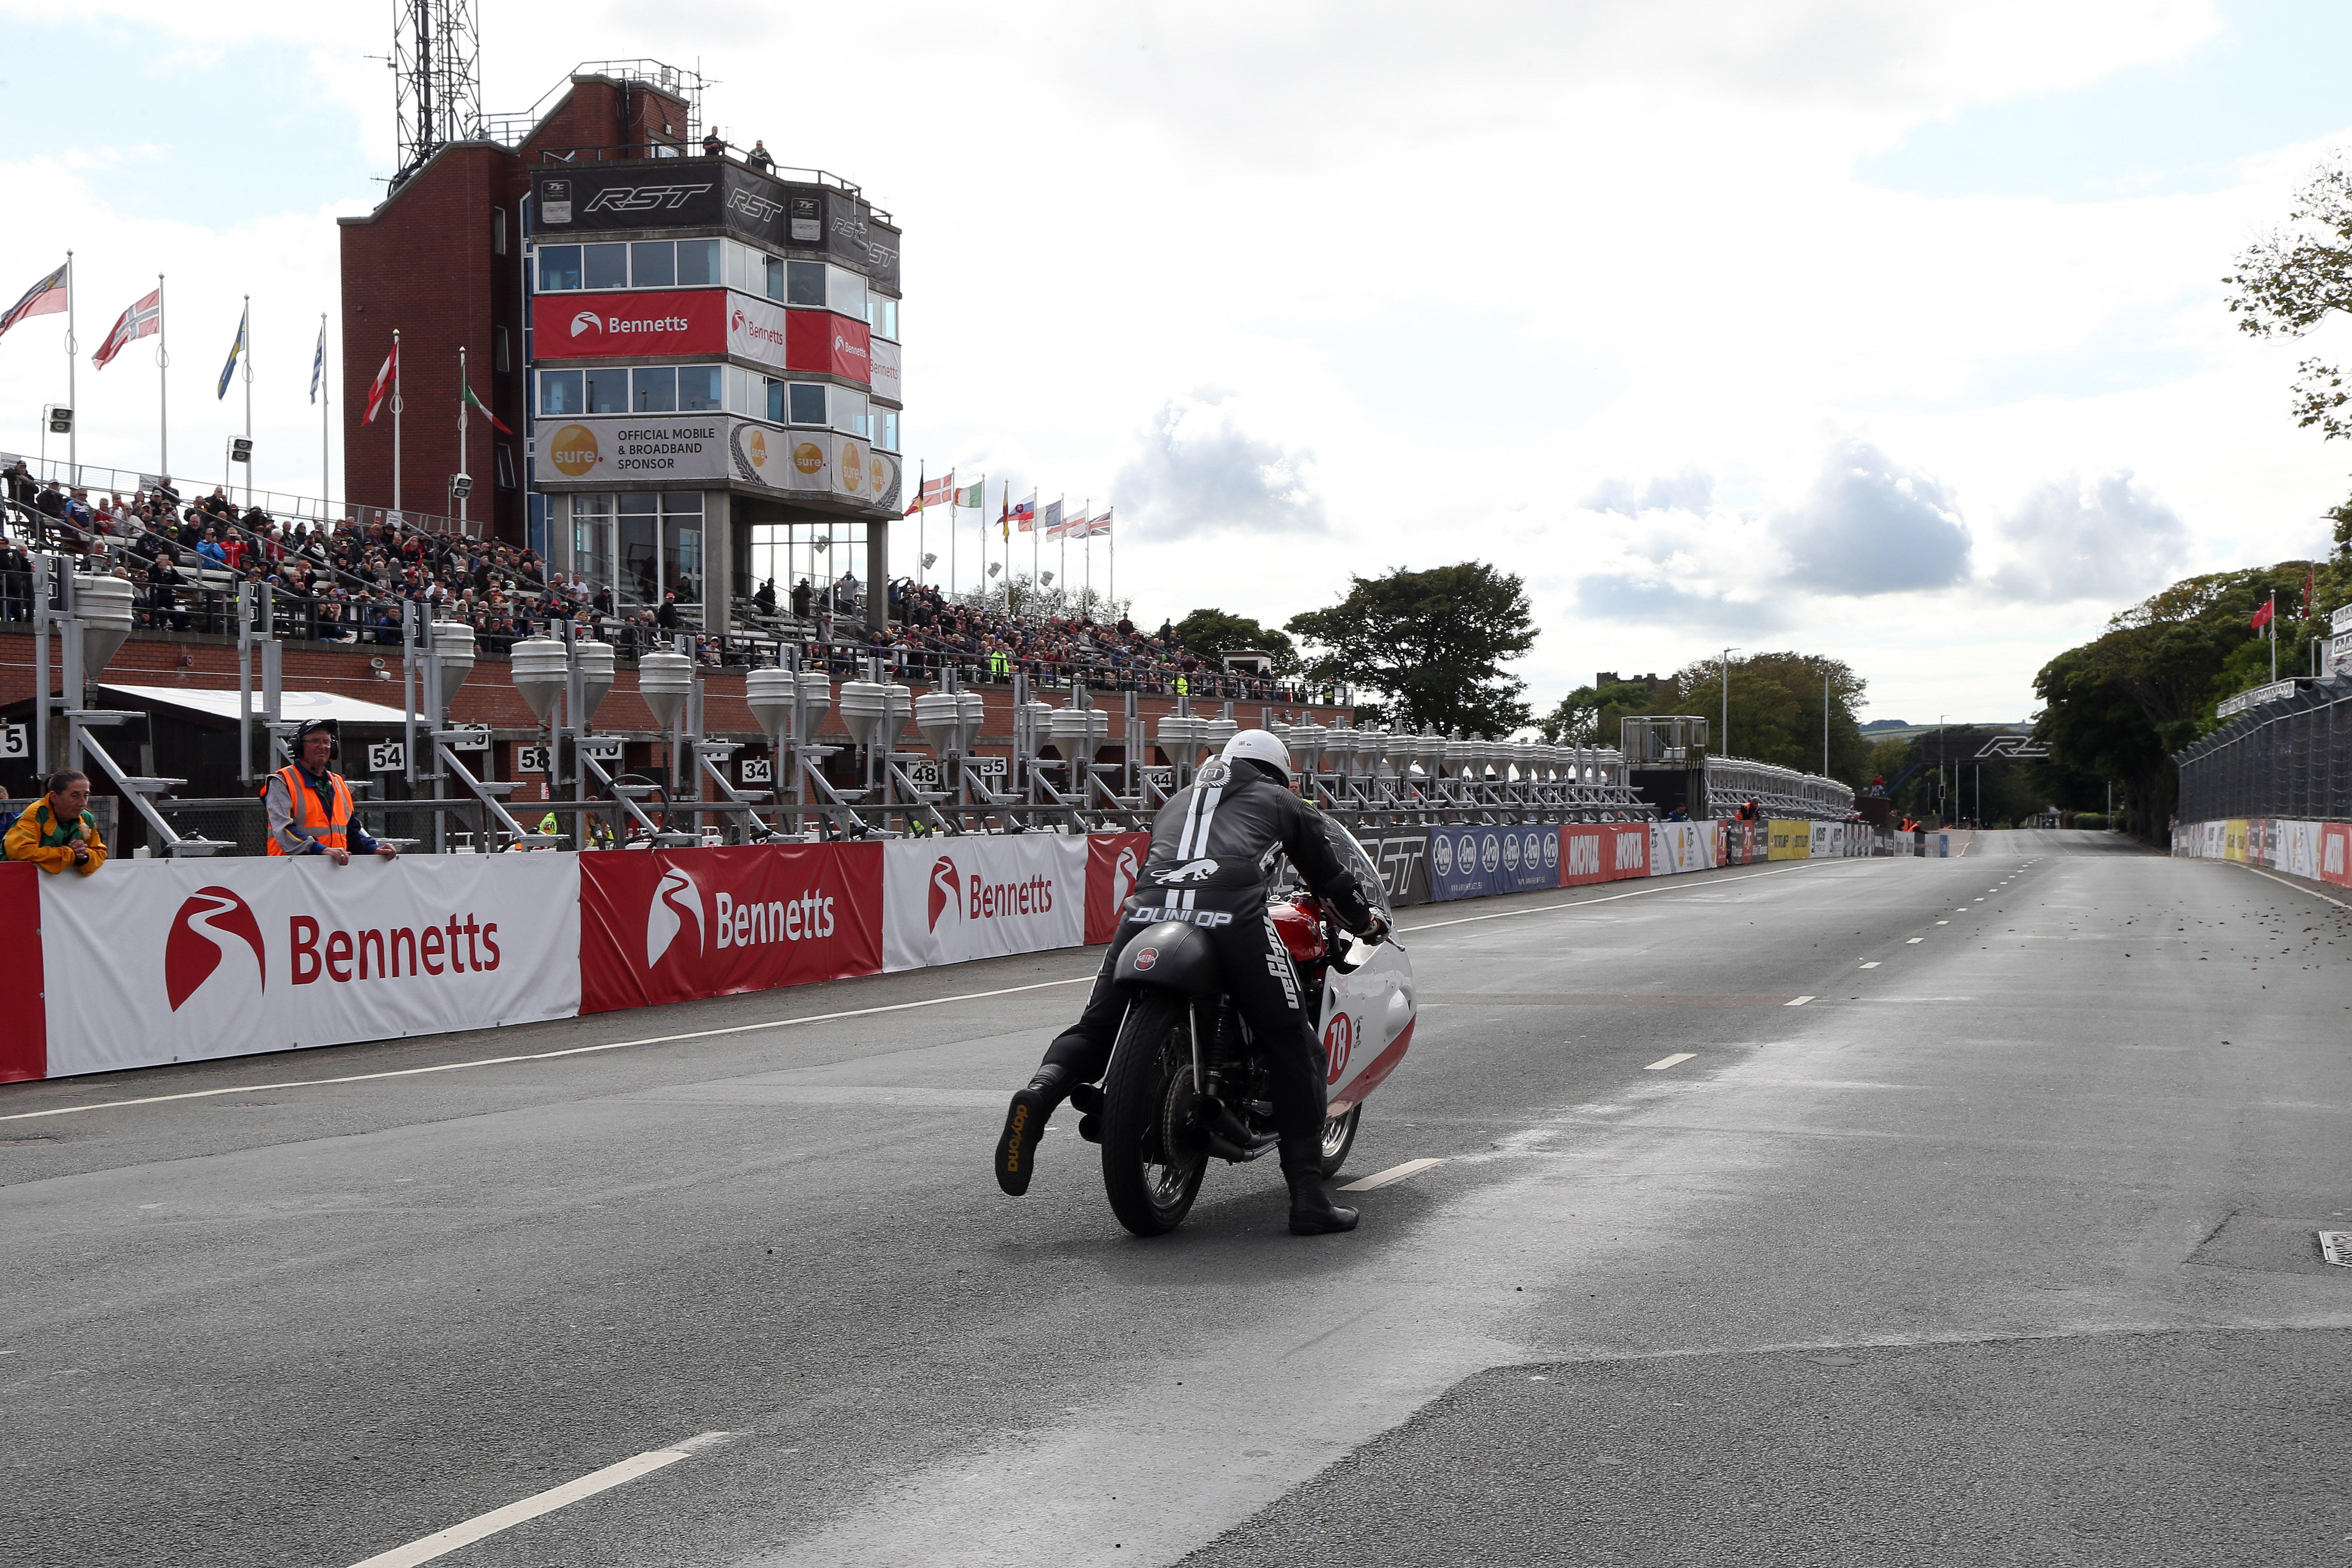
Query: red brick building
[[338, 64, 902, 629]]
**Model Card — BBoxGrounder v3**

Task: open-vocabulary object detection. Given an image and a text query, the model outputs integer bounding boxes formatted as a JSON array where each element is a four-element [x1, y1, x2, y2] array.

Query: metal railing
[[2176, 674, 2352, 822], [1, 454, 485, 539]]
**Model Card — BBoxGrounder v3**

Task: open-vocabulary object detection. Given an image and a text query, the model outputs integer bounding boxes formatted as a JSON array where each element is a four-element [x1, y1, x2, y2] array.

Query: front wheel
[[1099, 991, 1209, 1236], [1318, 1104, 1361, 1179]]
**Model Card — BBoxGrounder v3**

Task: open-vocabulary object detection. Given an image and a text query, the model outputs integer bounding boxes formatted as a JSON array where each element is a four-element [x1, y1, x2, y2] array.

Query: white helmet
[[1221, 728, 1293, 781]]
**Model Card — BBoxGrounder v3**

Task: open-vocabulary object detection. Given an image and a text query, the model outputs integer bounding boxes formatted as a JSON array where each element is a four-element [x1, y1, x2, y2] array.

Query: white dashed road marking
[[1339, 1157, 1449, 1192], [1860, 961, 1882, 969], [1644, 1053, 1697, 1071], [347, 1431, 741, 1568], [1785, 995, 1815, 1006]]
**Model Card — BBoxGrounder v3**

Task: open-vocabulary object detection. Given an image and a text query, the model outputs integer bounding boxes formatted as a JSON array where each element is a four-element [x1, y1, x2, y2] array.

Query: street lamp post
[[1721, 647, 1737, 757]]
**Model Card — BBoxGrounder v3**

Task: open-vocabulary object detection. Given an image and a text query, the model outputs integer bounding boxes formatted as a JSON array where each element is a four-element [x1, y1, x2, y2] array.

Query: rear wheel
[[1318, 1104, 1361, 1178], [1099, 991, 1208, 1236]]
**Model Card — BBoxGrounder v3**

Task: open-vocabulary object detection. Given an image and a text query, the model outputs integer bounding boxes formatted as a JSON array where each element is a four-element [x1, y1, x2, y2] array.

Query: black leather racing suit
[[1042, 757, 1381, 1173]]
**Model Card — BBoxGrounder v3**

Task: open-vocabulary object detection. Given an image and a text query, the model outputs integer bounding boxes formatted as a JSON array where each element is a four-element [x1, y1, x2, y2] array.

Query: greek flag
[[217, 302, 248, 399], [309, 318, 325, 404]]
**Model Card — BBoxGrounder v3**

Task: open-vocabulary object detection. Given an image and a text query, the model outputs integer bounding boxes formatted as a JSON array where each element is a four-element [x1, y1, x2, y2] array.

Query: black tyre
[[1318, 1104, 1361, 1179], [1099, 991, 1208, 1237]]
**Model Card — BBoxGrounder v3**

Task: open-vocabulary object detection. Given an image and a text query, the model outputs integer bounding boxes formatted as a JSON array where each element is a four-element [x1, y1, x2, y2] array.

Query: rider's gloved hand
[[1358, 911, 1391, 945]]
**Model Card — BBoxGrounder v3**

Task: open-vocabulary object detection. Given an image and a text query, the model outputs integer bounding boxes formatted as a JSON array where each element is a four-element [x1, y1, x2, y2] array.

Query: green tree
[[1535, 679, 1668, 747], [1661, 652, 1870, 783], [1285, 563, 1538, 735], [1170, 608, 1300, 674]]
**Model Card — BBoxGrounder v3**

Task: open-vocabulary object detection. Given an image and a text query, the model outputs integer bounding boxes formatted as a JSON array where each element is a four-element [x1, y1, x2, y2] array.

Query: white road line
[[1398, 861, 1834, 933], [1936, 920, 1950, 925], [0, 976, 1097, 1124], [2233, 861, 2352, 912], [1906, 937, 1925, 944], [1643, 1053, 1697, 1070], [347, 1431, 740, 1568], [1339, 1157, 1449, 1192], [1860, 961, 1882, 969], [1785, 995, 1814, 1006]]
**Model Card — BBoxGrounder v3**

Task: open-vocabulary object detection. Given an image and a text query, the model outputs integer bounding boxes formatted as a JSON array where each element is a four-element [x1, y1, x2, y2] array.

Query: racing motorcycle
[[1083, 826, 1419, 1237]]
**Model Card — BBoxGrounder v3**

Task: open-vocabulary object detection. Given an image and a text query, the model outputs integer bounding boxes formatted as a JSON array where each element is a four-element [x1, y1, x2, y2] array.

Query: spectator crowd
[[0, 463, 1338, 704]]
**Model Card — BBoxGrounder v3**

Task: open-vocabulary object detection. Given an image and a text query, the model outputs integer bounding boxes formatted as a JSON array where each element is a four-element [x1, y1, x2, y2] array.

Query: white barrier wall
[[1648, 821, 1718, 875], [880, 835, 1088, 972], [39, 854, 582, 1077]]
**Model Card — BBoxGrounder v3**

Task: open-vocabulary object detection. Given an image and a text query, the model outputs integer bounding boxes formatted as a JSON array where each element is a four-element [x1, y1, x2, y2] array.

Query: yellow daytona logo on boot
[[1006, 1104, 1029, 1170]]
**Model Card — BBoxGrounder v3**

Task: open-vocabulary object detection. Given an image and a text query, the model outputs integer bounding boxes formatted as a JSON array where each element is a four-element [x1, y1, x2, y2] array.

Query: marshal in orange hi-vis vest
[[264, 765, 355, 855]]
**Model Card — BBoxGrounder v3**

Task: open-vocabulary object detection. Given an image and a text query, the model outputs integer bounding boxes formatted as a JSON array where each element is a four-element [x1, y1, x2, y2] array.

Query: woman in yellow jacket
[[6, 769, 106, 875]]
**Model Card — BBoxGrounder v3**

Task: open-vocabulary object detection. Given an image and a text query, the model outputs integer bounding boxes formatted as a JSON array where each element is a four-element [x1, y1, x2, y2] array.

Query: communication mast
[[392, 0, 482, 182]]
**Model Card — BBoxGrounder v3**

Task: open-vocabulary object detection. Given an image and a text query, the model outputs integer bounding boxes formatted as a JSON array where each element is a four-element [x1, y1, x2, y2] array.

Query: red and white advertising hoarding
[[1084, 833, 1148, 945], [578, 843, 883, 1013], [34, 855, 581, 1079], [786, 311, 872, 382], [882, 836, 1087, 971], [869, 338, 902, 404], [531, 290, 727, 358]]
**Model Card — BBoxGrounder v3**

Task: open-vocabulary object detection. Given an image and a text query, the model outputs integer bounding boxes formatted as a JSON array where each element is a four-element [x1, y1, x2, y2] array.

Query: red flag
[[364, 342, 397, 425], [2250, 595, 2275, 632], [92, 289, 160, 370]]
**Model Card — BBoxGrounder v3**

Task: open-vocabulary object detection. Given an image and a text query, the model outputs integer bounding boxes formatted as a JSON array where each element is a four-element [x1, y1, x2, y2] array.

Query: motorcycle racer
[[994, 729, 1389, 1234]]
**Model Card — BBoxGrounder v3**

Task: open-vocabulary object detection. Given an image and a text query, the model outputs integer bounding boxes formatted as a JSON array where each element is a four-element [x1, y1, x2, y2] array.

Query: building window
[[494, 325, 510, 373], [539, 369, 583, 416], [492, 206, 509, 256], [676, 239, 720, 287], [585, 367, 629, 414], [869, 294, 899, 341], [785, 260, 827, 307], [630, 240, 675, 288], [495, 444, 517, 489], [831, 387, 870, 440], [875, 408, 899, 452], [583, 243, 629, 290], [539, 245, 583, 291], [827, 265, 867, 322], [632, 366, 678, 413], [678, 364, 722, 412], [787, 382, 828, 425]]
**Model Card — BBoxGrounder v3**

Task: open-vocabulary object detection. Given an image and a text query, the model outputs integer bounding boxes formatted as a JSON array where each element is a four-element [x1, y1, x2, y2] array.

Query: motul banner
[[35, 855, 581, 1079], [882, 836, 1087, 971], [530, 289, 726, 358], [1427, 823, 1557, 902], [1086, 833, 1148, 944], [578, 843, 883, 1014], [1560, 825, 1610, 887], [1605, 823, 1649, 878]]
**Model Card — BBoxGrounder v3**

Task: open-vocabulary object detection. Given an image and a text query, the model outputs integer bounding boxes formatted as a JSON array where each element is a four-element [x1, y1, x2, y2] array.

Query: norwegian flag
[[92, 289, 160, 370], [364, 341, 398, 425]]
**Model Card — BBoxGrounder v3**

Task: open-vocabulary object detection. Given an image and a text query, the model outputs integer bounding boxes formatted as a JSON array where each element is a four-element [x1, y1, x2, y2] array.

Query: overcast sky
[[5, 0, 2351, 725]]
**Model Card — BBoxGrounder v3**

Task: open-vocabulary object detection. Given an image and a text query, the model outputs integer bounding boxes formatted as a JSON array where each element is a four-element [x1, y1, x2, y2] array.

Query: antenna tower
[[392, 0, 482, 181]]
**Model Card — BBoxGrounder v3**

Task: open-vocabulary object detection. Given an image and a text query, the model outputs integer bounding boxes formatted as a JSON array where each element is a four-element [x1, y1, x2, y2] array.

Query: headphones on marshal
[[292, 718, 340, 762]]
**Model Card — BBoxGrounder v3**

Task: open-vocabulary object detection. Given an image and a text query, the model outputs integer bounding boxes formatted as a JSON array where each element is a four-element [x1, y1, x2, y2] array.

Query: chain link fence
[[2174, 677, 2352, 823]]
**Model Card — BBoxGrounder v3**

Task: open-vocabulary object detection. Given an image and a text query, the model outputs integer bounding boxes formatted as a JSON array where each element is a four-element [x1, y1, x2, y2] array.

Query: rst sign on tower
[[533, 165, 902, 294]]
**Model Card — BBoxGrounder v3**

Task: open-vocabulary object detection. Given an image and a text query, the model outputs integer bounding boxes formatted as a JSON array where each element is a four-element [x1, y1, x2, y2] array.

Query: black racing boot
[[1285, 1169, 1359, 1235], [995, 1064, 1075, 1196]]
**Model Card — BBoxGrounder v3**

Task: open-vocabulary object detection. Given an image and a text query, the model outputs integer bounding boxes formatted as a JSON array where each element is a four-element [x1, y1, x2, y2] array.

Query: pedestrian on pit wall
[[747, 139, 774, 172], [6, 769, 106, 876], [263, 720, 397, 863]]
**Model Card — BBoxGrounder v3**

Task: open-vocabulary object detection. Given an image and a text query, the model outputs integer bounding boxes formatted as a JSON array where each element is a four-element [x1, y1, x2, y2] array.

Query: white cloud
[[1989, 471, 2189, 602]]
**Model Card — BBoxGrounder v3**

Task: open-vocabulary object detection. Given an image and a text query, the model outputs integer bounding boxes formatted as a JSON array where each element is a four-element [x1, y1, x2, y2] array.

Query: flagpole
[[915, 461, 926, 588], [2271, 593, 2278, 683], [156, 274, 169, 485], [319, 313, 330, 515], [392, 328, 402, 515], [457, 345, 469, 527], [1107, 510, 1114, 618], [63, 251, 75, 485], [236, 295, 250, 505]]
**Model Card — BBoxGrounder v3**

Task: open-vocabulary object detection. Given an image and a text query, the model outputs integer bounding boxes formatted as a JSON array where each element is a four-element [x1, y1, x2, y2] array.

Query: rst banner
[[1345, 828, 1432, 908], [531, 166, 902, 294], [882, 836, 1087, 971], [1426, 823, 1558, 902], [34, 855, 581, 1078], [577, 843, 883, 1014]]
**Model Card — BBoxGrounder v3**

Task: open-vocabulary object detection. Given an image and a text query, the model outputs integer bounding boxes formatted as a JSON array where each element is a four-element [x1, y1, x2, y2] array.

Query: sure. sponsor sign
[[534, 415, 902, 512], [36, 855, 581, 1078], [531, 290, 726, 358], [882, 836, 1086, 971], [577, 843, 882, 1014]]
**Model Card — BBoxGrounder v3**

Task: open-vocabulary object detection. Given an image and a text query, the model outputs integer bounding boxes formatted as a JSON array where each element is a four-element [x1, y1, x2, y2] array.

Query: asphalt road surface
[[6, 829, 2351, 1566]]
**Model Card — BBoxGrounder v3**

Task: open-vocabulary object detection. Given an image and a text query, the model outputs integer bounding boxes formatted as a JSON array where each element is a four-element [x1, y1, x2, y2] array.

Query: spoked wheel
[[1099, 992, 1209, 1236], [1318, 1104, 1361, 1179]]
